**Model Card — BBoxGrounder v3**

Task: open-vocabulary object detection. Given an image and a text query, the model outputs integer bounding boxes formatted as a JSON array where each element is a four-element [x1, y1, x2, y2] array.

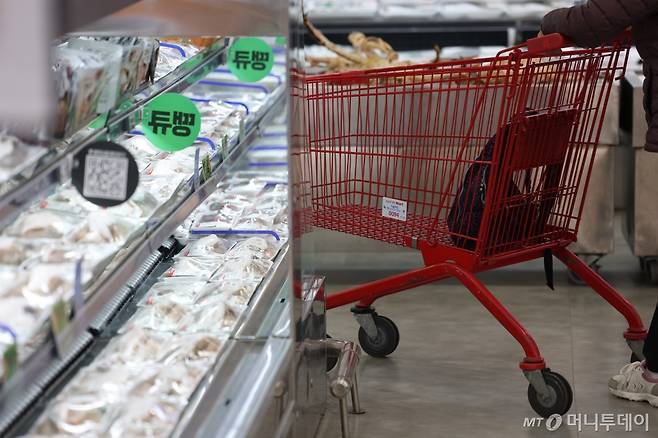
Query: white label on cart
[[382, 197, 407, 221]]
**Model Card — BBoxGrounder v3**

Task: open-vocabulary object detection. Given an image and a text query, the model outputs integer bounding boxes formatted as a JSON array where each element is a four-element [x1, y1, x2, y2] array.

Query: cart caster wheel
[[358, 314, 400, 358], [527, 370, 573, 418], [326, 335, 338, 372]]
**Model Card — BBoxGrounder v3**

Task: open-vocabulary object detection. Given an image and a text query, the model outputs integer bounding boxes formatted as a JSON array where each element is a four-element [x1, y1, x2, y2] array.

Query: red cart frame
[[301, 34, 647, 417]]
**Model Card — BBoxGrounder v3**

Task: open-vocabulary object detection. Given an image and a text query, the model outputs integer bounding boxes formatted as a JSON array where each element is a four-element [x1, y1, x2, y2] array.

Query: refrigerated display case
[[303, 0, 569, 49], [0, 2, 331, 437]]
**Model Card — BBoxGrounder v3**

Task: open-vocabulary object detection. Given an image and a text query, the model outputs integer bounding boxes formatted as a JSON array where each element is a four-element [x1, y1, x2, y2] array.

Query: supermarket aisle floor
[[316, 236, 658, 437]]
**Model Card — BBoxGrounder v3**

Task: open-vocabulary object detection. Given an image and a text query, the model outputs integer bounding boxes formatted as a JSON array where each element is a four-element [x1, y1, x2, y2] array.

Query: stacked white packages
[[0, 40, 288, 385], [26, 118, 289, 436]]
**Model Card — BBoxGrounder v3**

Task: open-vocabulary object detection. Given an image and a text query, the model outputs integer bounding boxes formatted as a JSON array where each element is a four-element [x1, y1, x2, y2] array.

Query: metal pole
[[350, 373, 365, 415], [339, 397, 350, 438]]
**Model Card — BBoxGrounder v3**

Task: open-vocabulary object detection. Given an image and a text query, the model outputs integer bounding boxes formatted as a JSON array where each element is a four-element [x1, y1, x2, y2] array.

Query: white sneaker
[[608, 362, 658, 407]]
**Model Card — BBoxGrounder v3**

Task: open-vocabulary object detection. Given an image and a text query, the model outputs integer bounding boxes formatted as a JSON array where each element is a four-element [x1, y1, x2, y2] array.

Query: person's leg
[[644, 300, 658, 373], [608, 300, 658, 407]]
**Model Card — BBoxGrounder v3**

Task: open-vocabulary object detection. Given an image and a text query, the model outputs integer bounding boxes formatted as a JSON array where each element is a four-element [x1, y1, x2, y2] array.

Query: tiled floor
[[316, 232, 658, 437]]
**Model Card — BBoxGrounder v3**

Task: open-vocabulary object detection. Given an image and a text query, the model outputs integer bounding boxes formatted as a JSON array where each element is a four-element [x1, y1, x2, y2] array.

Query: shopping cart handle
[[525, 29, 632, 55], [526, 33, 570, 55]]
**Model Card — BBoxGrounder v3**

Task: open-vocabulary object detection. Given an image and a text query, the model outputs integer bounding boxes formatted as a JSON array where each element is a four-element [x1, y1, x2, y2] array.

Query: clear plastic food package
[[211, 256, 273, 283], [68, 211, 141, 244], [126, 299, 192, 332], [180, 235, 234, 258], [0, 133, 48, 183], [227, 236, 282, 261], [138, 278, 208, 307], [164, 256, 220, 279], [52, 46, 111, 138], [4, 210, 81, 239], [195, 279, 259, 307]]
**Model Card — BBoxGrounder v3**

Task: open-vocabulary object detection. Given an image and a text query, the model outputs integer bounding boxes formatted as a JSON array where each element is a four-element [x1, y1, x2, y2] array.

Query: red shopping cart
[[301, 33, 648, 417]]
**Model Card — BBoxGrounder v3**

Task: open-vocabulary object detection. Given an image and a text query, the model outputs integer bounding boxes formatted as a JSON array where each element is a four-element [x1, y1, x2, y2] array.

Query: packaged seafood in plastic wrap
[[66, 38, 123, 113], [120, 134, 163, 169], [227, 236, 282, 261], [0, 133, 48, 183], [138, 278, 208, 307], [165, 333, 225, 365], [105, 327, 179, 364], [143, 156, 196, 178], [217, 178, 268, 198], [180, 235, 234, 258], [164, 256, 220, 279], [139, 174, 186, 204], [203, 68, 283, 93], [52, 46, 112, 137], [20, 262, 92, 310], [155, 42, 200, 80], [182, 296, 242, 333], [195, 279, 260, 307], [107, 395, 186, 438], [0, 237, 38, 265], [4, 210, 80, 239], [41, 183, 160, 219], [88, 36, 159, 96], [196, 100, 244, 138], [186, 87, 267, 118], [0, 267, 40, 341], [126, 299, 191, 332], [211, 256, 273, 283], [37, 242, 119, 277], [68, 211, 141, 245]]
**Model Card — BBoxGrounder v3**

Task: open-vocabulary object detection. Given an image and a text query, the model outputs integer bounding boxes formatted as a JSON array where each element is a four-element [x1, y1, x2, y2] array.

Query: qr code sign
[[83, 149, 129, 201]]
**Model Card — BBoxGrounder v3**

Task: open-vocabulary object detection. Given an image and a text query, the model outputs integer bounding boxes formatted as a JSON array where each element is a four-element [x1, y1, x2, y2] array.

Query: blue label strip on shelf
[[129, 130, 217, 151], [198, 80, 270, 95], [159, 42, 187, 58], [189, 97, 251, 116], [213, 68, 283, 86], [190, 228, 281, 241], [0, 323, 17, 343]]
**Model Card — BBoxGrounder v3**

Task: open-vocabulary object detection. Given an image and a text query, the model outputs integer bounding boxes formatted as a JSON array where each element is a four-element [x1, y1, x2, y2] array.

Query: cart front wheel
[[527, 370, 573, 418], [358, 315, 399, 358]]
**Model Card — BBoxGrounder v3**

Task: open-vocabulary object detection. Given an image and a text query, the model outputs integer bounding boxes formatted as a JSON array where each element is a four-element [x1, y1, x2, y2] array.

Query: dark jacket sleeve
[[541, 0, 658, 48]]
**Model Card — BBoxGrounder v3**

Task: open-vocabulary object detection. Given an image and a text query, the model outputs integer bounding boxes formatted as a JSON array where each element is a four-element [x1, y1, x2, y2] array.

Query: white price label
[[382, 197, 407, 221]]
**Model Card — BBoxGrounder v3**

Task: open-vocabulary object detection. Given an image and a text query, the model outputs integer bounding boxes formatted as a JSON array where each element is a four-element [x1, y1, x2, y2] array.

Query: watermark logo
[[523, 413, 649, 432]]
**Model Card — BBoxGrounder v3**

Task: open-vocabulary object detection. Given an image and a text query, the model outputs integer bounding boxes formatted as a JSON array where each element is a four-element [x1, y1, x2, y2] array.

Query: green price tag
[[201, 155, 212, 182], [228, 38, 274, 83], [142, 93, 201, 152], [51, 299, 70, 337], [2, 343, 17, 383]]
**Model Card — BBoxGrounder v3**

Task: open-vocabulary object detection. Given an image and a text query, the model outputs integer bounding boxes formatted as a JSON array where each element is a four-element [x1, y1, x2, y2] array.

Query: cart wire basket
[[301, 33, 647, 417]]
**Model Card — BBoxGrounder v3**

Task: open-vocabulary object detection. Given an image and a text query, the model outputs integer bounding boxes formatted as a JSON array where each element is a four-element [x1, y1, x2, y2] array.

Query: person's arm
[[541, 0, 658, 48]]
